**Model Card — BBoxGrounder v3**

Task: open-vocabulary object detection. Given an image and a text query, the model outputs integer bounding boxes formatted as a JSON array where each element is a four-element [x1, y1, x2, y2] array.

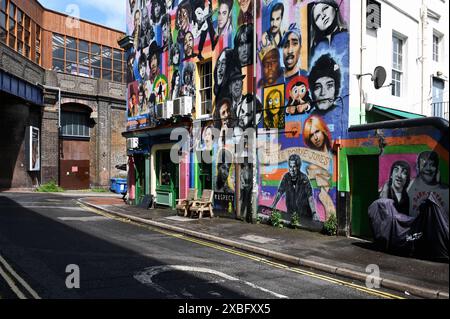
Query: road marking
[[57, 216, 109, 222], [79, 203, 406, 299], [0, 254, 41, 299], [134, 265, 289, 299], [0, 265, 27, 299]]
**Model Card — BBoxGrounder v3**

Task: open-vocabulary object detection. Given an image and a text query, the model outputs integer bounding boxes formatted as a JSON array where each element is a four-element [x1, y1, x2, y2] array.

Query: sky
[[37, 0, 126, 32]]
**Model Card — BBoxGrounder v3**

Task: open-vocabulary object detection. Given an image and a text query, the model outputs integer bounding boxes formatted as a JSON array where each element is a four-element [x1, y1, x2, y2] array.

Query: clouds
[[38, 0, 126, 32]]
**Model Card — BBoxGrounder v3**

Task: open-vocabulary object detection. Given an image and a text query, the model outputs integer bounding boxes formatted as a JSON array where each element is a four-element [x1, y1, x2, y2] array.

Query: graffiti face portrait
[[138, 53, 147, 79], [391, 162, 410, 191], [262, 49, 281, 85], [288, 158, 300, 179], [291, 83, 307, 104], [161, 15, 171, 46], [312, 2, 337, 32], [149, 53, 158, 78], [134, 10, 141, 30], [313, 76, 335, 110], [218, 1, 232, 30], [267, 89, 282, 115], [282, 32, 301, 73], [238, 0, 251, 13], [219, 99, 232, 128], [184, 31, 194, 58], [303, 116, 331, 152], [203, 125, 214, 150], [235, 24, 253, 67], [151, 0, 165, 24], [216, 51, 227, 85], [237, 96, 253, 129], [417, 151, 439, 185], [230, 78, 243, 102], [176, 5, 190, 31], [309, 54, 341, 112], [171, 43, 181, 65], [270, 5, 283, 36]]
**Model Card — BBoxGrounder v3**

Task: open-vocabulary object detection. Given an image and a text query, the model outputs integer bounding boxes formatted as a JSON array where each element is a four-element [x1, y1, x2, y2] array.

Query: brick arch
[[60, 98, 97, 113]]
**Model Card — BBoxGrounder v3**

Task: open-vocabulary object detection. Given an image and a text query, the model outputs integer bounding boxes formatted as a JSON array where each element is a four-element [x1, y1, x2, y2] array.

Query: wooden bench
[[189, 189, 214, 218], [175, 188, 197, 217]]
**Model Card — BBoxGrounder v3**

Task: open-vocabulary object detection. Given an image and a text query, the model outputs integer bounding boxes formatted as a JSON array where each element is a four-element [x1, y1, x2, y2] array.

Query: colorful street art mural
[[256, 0, 349, 228], [341, 126, 449, 260]]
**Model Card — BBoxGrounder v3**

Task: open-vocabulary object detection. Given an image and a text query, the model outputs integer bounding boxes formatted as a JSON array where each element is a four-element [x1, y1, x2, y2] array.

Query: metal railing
[[431, 102, 449, 121]]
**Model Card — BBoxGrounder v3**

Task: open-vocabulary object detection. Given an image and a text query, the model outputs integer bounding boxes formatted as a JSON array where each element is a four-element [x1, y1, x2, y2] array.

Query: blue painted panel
[[1, 70, 43, 106]]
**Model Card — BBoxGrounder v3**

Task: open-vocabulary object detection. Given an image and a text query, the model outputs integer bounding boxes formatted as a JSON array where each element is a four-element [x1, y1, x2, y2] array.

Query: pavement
[[78, 196, 449, 299]]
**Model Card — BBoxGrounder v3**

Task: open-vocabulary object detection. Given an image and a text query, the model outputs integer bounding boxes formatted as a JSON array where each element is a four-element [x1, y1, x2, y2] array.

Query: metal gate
[[60, 160, 90, 190]]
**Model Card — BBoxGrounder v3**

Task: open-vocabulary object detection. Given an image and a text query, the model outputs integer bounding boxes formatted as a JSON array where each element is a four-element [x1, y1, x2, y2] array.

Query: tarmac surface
[[79, 195, 449, 299]]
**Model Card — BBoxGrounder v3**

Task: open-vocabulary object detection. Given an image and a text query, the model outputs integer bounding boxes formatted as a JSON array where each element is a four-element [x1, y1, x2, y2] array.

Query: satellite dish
[[372, 66, 387, 89]]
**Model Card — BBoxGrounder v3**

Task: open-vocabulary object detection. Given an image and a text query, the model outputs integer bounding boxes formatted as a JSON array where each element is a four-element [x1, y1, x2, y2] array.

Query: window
[[51, 34, 125, 82], [61, 112, 90, 138], [156, 150, 172, 187], [433, 34, 440, 62], [392, 35, 404, 97], [198, 60, 212, 115], [52, 33, 65, 71]]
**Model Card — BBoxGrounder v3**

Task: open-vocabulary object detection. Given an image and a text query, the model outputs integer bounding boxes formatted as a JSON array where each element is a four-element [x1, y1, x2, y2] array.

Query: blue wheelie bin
[[110, 178, 127, 194]]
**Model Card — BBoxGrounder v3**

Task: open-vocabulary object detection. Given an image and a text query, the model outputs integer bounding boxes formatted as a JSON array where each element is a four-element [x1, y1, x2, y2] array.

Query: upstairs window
[[198, 60, 212, 116]]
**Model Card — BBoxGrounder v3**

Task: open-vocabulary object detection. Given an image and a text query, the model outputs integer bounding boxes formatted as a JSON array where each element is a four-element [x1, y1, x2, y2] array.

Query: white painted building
[[349, 0, 449, 125]]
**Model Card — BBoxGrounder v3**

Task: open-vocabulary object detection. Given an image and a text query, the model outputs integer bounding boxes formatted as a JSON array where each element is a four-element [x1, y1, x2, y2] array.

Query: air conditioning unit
[[156, 103, 164, 118], [165, 100, 174, 118], [127, 137, 139, 149], [174, 96, 192, 116]]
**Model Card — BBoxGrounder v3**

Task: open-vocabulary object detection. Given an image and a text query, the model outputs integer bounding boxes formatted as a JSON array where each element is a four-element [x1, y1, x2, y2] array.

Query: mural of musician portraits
[[369, 150, 449, 259], [125, 0, 350, 228], [126, 0, 171, 130], [257, 0, 349, 228], [378, 151, 449, 217]]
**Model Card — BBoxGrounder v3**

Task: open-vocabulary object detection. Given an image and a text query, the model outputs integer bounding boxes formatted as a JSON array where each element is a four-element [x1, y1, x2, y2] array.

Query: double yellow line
[[0, 254, 41, 299], [81, 204, 405, 300]]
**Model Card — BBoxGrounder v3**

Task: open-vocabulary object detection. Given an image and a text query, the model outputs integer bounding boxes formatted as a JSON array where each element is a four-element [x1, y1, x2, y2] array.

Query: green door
[[349, 156, 379, 240], [155, 150, 178, 208]]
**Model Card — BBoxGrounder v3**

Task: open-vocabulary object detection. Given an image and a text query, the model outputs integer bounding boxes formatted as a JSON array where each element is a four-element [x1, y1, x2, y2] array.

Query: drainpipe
[[251, 0, 258, 223], [359, 0, 366, 124], [420, 1, 427, 115]]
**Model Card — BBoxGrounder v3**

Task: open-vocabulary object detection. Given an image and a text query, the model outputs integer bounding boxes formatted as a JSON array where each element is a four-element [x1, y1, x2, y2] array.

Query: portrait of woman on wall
[[379, 161, 412, 215], [309, 0, 348, 56], [170, 42, 181, 66], [303, 115, 332, 153], [263, 86, 285, 129], [151, 0, 166, 25], [309, 53, 341, 114]]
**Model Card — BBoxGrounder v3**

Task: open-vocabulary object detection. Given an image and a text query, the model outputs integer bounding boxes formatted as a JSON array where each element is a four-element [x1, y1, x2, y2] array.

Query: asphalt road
[[0, 192, 406, 300]]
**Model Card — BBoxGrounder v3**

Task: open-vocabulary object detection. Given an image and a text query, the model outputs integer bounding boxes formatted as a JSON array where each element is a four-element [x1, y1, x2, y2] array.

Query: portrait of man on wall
[[234, 24, 254, 67], [280, 23, 304, 81], [258, 44, 283, 88], [271, 154, 321, 225], [261, 1, 285, 48]]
